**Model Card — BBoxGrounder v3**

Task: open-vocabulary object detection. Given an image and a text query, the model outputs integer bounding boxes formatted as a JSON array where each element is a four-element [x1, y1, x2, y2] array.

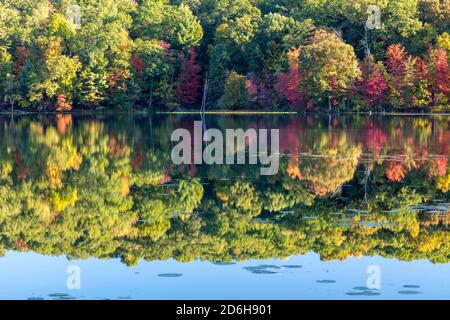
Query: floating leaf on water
[[345, 291, 381, 296], [282, 265, 303, 269], [158, 273, 183, 278], [258, 264, 282, 269], [348, 209, 369, 213], [359, 221, 393, 227], [316, 280, 336, 284], [213, 262, 236, 266], [251, 218, 270, 224], [352, 286, 378, 291], [52, 296, 77, 300], [251, 269, 277, 275], [384, 208, 417, 213], [398, 290, 422, 295], [244, 265, 281, 273], [48, 293, 70, 297], [403, 285, 421, 289]]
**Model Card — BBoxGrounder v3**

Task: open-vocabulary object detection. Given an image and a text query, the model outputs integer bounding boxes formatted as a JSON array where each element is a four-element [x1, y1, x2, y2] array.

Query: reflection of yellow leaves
[[120, 175, 130, 196], [418, 234, 442, 253], [50, 189, 77, 212], [30, 199, 53, 224], [410, 221, 420, 238], [46, 163, 62, 189], [437, 174, 450, 193], [287, 157, 302, 179], [216, 192, 229, 202], [0, 162, 12, 179], [301, 144, 362, 196], [141, 218, 171, 241]]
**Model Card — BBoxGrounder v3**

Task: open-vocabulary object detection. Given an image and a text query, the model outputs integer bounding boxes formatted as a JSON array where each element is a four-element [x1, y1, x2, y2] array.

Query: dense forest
[[0, 0, 448, 112], [0, 115, 449, 265]]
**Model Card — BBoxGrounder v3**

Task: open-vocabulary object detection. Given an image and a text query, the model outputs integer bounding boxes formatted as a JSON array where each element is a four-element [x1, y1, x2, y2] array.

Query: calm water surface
[[0, 114, 449, 300]]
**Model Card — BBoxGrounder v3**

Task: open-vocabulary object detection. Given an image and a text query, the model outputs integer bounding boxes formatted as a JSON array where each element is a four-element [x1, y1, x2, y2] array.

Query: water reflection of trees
[[0, 115, 449, 266]]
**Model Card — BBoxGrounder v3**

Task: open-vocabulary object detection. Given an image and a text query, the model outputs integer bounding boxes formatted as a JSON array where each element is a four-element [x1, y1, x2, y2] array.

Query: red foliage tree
[[363, 69, 388, 106], [276, 49, 305, 108], [431, 49, 450, 96], [174, 47, 202, 106], [56, 94, 72, 112], [131, 54, 145, 75], [15, 46, 29, 75], [386, 44, 407, 80], [414, 57, 429, 81], [245, 73, 272, 107], [385, 44, 417, 107]]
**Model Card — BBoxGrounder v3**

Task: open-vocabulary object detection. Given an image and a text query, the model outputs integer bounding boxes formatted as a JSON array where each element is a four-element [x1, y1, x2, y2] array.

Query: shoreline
[[0, 109, 449, 117]]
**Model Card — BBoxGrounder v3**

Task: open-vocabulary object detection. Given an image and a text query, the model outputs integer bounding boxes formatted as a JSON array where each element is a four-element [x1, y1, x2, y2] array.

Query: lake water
[[0, 113, 449, 300]]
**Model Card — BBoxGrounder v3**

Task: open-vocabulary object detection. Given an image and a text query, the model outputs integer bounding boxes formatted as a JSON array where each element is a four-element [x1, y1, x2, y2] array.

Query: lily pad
[[316, 280, 336, 284], [158, 273, 183, 278], [282, 265, 303, 269]]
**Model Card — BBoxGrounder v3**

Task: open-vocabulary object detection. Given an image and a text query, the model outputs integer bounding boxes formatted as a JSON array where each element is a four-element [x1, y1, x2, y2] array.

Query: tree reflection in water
[[0, 114, 448, 266]]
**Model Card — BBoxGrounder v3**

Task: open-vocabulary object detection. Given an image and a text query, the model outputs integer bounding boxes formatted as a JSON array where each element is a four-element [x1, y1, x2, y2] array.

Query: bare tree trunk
[[148, 81, 153, 110], [363, 27, 371, 73]]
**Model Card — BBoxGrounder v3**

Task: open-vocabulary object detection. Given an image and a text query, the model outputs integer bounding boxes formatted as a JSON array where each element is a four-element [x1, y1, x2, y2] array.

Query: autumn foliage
[[174, 47, 202, 106], [276, 49, 305, 108]]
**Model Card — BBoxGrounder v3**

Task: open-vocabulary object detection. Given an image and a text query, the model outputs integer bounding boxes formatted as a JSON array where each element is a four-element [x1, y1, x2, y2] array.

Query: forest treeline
[[0, 0, 449, 111]]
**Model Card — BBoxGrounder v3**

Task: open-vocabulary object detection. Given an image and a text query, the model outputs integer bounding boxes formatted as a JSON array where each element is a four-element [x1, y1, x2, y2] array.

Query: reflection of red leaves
[[158, 175, 172, 185], [132, 149, 145, 171], [56, 114, 72, 134], [14, 239, 29, 251], [365, 123, 387, 156], [280, 119, 301, 154], [108, 133, 127, 158], [386, 160, 407, 182], [433, 157, 448, 177], [15, 151, 27, 180]]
